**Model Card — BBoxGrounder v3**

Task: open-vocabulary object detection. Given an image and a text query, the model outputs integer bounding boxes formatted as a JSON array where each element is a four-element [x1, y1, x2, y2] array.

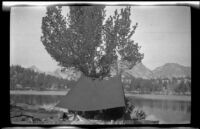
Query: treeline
[[10, 65, 191, 95], [10, 65, 76, 91], [123, 76, 191, 95]]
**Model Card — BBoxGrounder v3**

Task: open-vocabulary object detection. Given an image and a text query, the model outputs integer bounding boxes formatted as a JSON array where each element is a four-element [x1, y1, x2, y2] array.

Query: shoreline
[[10, 90, 191, 101], [10, 90, 69, 95], [125, 93, 191, 101]]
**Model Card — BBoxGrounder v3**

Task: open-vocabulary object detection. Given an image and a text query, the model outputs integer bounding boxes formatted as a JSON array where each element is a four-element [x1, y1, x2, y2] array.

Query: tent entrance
[[69, 106, 125, 121]]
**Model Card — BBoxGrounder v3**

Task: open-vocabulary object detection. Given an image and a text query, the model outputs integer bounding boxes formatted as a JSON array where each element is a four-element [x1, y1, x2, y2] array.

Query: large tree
[[41, 5, 143, 79]]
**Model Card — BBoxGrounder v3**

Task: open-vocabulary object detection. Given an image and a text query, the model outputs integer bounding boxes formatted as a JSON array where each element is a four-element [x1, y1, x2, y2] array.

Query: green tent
[[57, 75, 125, 111]]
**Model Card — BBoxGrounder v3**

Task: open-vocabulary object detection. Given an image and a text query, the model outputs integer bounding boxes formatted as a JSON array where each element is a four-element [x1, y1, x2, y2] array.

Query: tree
[[41, 6, 143, 79]]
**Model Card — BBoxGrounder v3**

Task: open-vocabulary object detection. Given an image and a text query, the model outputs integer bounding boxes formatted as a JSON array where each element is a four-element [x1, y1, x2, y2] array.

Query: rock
[[145, 114, 158, 121], [130, 111, 138, 120]]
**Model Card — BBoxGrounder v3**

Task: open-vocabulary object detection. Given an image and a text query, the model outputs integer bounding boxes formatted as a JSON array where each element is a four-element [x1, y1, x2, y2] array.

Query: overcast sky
[[10, 5, 191, 72]]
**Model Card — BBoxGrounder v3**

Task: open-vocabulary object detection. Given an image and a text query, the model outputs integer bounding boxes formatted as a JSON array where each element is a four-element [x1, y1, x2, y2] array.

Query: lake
[[128, 96, 190, 124], [10, 93, 190, 124]]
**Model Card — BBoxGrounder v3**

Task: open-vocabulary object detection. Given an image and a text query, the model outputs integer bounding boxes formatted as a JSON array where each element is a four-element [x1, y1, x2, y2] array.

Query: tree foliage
[[41, 6, 143, 78]]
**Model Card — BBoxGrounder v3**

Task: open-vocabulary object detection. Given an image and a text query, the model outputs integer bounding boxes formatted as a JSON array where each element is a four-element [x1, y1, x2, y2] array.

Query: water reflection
[[10, 95, 62, 106], [131, 97, 190, 113], [130, 97, 191, 123], [10, 94, 191, 124]]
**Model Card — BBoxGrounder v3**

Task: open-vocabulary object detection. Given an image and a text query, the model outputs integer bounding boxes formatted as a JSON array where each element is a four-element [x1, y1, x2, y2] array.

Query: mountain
[[29, 66, 66, 79], [123, 62, 191, 79], [29, 65, 42, 73], [152, 63, 191, 79], [125, 63, 154, 79], [45, 71, 56, 77], [45, 68, 67, 79], [53, 68, 64, 78], [28, 65, 80, 80], [28, 62, 191, 80], [46, 68, 81, 80]]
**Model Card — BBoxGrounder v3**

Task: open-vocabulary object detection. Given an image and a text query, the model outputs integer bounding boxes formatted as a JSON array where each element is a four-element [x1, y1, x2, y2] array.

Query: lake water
[[129, 96, 190, 124], [10, 94, 190, 124]]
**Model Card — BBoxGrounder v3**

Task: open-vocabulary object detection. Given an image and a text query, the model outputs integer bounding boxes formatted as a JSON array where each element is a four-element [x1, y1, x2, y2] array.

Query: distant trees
[[41, 6, 143, 79], [10, 65, 191, 94], [10, 65, 75, 90], [174, 79, 191, 94], [127, 76, 191, 94]]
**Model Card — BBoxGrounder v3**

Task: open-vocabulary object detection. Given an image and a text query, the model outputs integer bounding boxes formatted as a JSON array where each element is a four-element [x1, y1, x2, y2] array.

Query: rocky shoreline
[[10, 101, 159, 125]]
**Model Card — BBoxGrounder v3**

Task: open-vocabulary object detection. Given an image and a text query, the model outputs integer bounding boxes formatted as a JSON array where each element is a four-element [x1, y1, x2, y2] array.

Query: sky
[[10, 5, 191, 72]]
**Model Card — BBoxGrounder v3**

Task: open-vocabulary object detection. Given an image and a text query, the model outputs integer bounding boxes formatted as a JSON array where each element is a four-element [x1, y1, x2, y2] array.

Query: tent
[[57, 75, 125, 111]]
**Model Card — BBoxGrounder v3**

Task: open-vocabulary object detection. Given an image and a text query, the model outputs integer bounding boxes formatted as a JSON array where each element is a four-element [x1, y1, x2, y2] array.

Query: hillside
[[29, 63, 191, 80], [123, 62, 190, 79], [152, 63, 191, 79], [125, 63, 154, 79]]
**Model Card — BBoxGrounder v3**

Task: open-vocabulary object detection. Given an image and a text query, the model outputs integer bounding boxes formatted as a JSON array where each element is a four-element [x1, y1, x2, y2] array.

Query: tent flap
[[57, 75, 125, 111]]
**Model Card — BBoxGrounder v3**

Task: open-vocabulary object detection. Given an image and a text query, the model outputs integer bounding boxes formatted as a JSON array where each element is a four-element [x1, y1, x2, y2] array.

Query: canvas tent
[[57, 75, 125, 111]]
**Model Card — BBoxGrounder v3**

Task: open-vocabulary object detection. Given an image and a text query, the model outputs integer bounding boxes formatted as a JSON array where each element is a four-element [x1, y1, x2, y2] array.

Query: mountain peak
[[153, 63, 191, 79], [28, 62, 190, 80], [123, 62, 190, 79], [30, 65, 37, 69], [125, 62, 154, 79], [29, 65, 41, 73]]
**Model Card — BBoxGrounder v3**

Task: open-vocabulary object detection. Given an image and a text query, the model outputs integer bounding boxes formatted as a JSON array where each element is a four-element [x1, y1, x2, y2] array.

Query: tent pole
[[117, 60, 127, 122]]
